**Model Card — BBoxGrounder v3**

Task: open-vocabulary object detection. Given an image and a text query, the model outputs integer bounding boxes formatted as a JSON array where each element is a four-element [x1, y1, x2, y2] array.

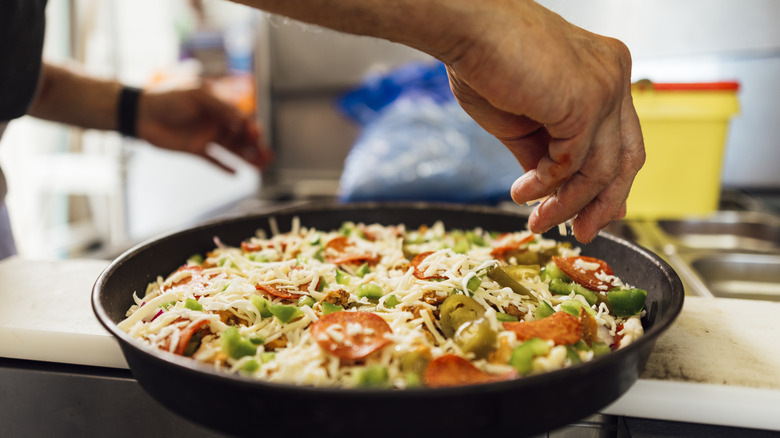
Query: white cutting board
[[604, 295, 780, 431], [0, 256, 128, 369]]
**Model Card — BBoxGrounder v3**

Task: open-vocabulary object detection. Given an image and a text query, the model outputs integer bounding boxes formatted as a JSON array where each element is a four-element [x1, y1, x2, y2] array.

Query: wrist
[[117, 86, 142, 137], [378, 0, 483, 63]]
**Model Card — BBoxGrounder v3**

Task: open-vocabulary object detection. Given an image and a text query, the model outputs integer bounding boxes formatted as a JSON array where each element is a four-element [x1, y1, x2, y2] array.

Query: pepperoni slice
[[298, 276, 322, 292], [174, 319, 211, 356], [553, 256, 616, 291], [164, 266, 213, 292], [256, 284, 303, 300], [325, 236, 380, 266], [329, 253, 382, 266], [490, 234, 534, 261], [241, 241, 263, 253], [502, 311, 583, 345], [311, 311, 393, 360], [411, 251, 446, 280], [424, 354, 517, 388], [325, 236, 351, 253]]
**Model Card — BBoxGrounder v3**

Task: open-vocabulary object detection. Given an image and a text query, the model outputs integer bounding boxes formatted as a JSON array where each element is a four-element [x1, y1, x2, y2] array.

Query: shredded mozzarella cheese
[[120, 219, 645, 389]]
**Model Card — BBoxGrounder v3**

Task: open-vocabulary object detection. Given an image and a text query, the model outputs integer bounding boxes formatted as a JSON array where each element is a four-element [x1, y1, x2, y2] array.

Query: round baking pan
[[93, 202, 684, 437]]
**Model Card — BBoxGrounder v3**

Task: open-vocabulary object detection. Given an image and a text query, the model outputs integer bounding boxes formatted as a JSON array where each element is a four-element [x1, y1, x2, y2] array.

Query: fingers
[[521, 92, 644, 243], [570, 100, 644, 241], [524, 112, 620, 229], [203, 152, 238, 175], [195, 88, 273, 170], [228, 119, 274, 170], [450, 54, 634, 244]]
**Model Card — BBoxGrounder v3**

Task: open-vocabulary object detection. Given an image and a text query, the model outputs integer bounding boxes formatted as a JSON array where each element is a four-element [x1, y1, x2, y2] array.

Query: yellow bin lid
[[631, 81, 740, 120]]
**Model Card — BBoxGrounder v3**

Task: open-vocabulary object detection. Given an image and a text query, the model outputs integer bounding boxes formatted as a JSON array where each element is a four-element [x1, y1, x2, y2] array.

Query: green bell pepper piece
[[184, 298, 202, 311], [453, 238, 470, 254], [248, 253, 268, 262], [592, 341, 611, 357], [607, 288, 647, 317], [509, 337, 550, 375], [335, 269, 351, 286], [573, 340, 610, 357], [184, 298, 203, 310], [321, 301, 343, 315], [241, 359, 260, 373], [565, 345, 582, 365], [466, 275, 482, 293], [297, 295, 316, 308], [357, 282, 384, 300], [356, 263, 370, 278], [384, 294, 400, 309], [541, 261, 571, 282], [466, 230, 486, 247], [250, 295, 273, 318], [533, 300, 555, 319], [548, 278, 598, 306], [560, 299, 596, 318], [404, 372, 422, 388], [221, 326, 257, 359], [269, 304, 304, 323], [218, 258, 236, 269], [356, 364, 389, 388]]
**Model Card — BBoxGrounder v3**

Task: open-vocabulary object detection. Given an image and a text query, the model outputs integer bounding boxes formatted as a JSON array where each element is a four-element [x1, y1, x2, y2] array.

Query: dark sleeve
[[0, 0, 48, 122]]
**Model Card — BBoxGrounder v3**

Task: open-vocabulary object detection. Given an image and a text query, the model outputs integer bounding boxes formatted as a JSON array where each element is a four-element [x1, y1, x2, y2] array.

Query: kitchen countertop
[[1, 256, 779, 433], [601, 295, 780, 431]]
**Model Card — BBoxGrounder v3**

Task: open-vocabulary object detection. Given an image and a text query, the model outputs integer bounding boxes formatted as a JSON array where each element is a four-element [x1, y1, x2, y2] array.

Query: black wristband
[[117, 86, 142, 137]]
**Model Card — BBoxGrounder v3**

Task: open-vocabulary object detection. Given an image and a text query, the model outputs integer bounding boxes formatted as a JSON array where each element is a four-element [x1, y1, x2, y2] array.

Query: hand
[[442, 1, 645, 243], [136, 86, 272, 172]]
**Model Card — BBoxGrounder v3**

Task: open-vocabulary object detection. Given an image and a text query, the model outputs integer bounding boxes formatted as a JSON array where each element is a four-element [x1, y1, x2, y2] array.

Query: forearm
[[27, 63, 123, 131], [232, 0, 484, 62]]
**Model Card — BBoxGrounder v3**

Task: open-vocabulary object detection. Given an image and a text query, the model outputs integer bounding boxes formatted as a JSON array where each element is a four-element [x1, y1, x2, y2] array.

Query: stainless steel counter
[[625, 209, 780, 302]]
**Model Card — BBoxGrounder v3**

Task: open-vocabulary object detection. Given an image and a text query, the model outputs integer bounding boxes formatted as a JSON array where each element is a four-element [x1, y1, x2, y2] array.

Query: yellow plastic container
[[625, 81, 740, 219]]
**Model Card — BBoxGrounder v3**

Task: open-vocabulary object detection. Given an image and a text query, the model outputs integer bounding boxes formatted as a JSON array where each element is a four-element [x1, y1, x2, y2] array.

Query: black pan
[[92, 202, 684, 437]]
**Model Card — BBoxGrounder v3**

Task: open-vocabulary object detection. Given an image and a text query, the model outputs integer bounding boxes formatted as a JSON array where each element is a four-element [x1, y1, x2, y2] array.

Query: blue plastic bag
[[337, 62, 523, 204]]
